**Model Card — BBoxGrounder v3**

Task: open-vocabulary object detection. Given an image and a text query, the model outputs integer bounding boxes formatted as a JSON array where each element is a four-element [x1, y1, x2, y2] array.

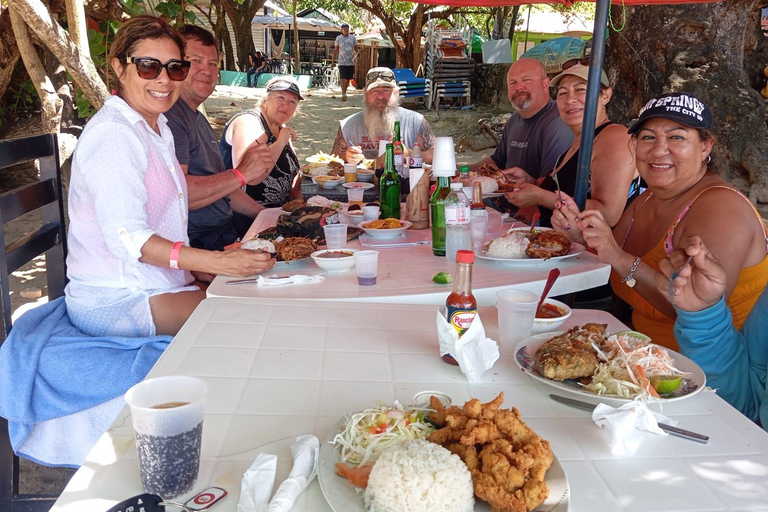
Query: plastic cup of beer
[[363, 205, 380, 221], [354, 250, 379, 285], [125, 376, 207, 498], [323, 223, 348, 250], [344, 163, 357, 183], [347, 188, 365, 208], [495, 289, 539, 347]]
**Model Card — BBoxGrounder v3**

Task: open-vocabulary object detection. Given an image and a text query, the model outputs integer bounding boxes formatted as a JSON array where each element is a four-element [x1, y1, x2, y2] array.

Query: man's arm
[[332, 43, 339, 65], [416, 119, 436, 164], [332, 126, 350, 160], [229, 188, 264, 218], [182, 164, 248, 211]]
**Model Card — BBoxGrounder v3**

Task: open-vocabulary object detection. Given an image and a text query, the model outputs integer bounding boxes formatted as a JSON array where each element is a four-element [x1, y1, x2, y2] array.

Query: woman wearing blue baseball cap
[[553, 91, 768, 350]]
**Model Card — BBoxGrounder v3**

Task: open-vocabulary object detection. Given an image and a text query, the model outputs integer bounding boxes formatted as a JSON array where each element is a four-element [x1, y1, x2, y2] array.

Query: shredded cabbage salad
[[330, 401, 435, 466], [582, 333, 687, 400]]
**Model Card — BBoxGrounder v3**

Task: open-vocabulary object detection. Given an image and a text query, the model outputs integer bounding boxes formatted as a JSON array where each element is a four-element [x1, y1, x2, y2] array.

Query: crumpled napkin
[[592, 401, 677, 455], [237, 435, 319, 512], [436, 311, 499, 382], [256, 274, 325, 287]]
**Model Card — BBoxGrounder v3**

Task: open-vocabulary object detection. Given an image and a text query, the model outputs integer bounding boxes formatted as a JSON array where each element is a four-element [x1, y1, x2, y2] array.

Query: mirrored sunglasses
[[366, 70, 395, 83], [127, 57, 191, 81], [561, 57, 591, 71]]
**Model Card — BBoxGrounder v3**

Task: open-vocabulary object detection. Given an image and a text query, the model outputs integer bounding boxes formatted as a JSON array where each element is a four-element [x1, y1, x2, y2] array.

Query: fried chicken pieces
[[533, 323, 606, 381], [524, 230, 572, 260], [427, 393, 553, 512]]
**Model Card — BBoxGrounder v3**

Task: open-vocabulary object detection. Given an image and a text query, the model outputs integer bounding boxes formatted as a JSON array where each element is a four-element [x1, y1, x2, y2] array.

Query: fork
[[551, 171, 563, 206]]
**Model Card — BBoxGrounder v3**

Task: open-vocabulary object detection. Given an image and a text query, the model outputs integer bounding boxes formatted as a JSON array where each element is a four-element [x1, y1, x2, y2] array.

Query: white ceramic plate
[[359, 220, 412, 239], [483, 192, 505, 198], [342, 182, 375, 190], [476, 227, 584, 264], [318, 418, 570, 512], [514, 331, 706, 403]]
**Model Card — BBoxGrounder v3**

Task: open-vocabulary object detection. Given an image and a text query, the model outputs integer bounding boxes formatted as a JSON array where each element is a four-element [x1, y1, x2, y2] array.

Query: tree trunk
[[64, 0, 89, 55], [605, 0, 768, 210], [220, 0, 264, 71], [0, 9, 20, 102], [6, 0, 108, 109], [9, 7, 62, 133]]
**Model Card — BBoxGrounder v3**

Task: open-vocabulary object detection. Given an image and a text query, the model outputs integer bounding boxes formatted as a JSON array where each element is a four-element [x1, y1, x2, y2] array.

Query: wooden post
[[293, 0, 300, 72]]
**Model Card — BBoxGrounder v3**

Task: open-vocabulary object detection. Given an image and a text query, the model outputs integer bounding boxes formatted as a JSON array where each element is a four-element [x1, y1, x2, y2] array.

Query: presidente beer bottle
[[443, 249, 477, 365], [430, 174, 451, 256], [379, 143, 401, 220]]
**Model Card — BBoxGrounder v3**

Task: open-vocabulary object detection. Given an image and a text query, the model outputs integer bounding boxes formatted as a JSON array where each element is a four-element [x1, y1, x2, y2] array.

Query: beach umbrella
[[398, 0, 722, 210]]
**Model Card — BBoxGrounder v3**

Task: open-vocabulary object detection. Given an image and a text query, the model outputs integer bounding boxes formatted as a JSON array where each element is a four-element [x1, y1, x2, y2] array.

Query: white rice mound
[[241, 238, 275, 253], [363, 440, 474, 512], [487, 230, 530, 258], [473, 176, 499, 195]]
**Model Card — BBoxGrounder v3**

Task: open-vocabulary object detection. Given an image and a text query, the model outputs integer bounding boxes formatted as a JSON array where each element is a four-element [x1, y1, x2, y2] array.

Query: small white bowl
[[356, 170, 374, 182], [531, 298, 572, 334], [360, 220, 412, 239], [344, 210, 366, 226], [310, 249, 358, 272], [313, 177, 343, 189]]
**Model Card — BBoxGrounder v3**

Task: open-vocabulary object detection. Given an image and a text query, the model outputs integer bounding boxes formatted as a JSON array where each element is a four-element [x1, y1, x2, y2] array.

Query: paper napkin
[[237, 435, 319, 512], [436, 311, 499, 382], [592, 402, 676, 455], [256, 274, 325, 287]]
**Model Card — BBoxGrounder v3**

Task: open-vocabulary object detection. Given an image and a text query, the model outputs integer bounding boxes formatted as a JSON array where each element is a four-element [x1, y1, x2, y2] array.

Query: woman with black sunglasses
[[66, 16, 275, 338]]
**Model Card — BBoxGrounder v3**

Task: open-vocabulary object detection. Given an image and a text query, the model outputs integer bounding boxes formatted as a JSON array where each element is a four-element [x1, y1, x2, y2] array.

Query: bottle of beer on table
[[380, 143, 401, 220], [430, 171, 453, 256], [443, 249, 477, 365]]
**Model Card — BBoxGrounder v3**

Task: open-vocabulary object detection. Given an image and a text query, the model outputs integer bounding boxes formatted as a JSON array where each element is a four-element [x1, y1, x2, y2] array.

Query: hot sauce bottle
[[443, 249, 477, 365]]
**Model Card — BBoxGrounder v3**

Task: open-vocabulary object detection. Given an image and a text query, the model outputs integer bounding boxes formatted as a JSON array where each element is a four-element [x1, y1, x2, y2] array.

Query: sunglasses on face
[[562, 57, 591, 71], [366, 71, 395, 83], [126, 57, 191, 81]]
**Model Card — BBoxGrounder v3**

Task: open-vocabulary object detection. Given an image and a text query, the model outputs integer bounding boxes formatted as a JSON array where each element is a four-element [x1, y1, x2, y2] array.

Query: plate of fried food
[[359, 218, 411, 239], [319, 392, 569, 512], [471, 162, 518, 196], [476, 227, 584, 264], [226, 235, 317, 263], [303, 152, 345, 177], [515, 324, 706, 403]]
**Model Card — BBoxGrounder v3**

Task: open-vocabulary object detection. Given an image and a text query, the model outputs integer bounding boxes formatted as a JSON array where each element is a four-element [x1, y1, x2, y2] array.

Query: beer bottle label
[[447, 306, 476, 337]]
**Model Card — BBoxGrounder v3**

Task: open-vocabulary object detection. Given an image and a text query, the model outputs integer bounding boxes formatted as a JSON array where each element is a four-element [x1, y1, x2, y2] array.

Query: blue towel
[[0, 297, 172, 458]]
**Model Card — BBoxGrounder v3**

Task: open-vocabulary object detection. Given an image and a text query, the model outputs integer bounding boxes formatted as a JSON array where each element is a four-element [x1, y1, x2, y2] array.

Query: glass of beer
[[344, 163, 357, 183], [125, 376, 207, 498]]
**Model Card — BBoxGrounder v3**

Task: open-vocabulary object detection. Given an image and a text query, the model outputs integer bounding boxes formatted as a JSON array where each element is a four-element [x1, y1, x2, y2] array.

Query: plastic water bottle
[[444, 183, 471, 263]]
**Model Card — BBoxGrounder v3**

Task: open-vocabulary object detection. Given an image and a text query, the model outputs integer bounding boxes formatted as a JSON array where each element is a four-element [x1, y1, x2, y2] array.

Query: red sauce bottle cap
[[456, 250, 474, 263]]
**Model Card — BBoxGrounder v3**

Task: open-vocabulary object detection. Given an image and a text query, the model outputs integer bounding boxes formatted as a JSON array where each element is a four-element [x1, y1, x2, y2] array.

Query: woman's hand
[[656, 235, 727, 312], [551, 192, 585, 243], [502, 166, 534, 184], [577, 209, 623, 265], [505, 182, 544, 208], [217, 249, 276, 277], [276, 126, 297, 148]]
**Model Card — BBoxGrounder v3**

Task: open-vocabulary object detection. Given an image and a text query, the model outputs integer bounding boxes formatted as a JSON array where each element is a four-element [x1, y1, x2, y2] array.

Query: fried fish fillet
[[532, 323, 606, 381], [524, 230, 572, 260]]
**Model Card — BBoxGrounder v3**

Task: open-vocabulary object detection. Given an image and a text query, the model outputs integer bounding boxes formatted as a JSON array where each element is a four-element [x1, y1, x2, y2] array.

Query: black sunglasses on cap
[[127, 57, 191, 81], [561, 56, 590, 71], [366, 70, 395, 83]]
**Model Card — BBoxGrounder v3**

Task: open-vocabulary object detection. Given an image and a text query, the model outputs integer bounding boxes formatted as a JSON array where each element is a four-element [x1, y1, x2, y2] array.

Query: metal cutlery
[[549, 394, 709, 444]]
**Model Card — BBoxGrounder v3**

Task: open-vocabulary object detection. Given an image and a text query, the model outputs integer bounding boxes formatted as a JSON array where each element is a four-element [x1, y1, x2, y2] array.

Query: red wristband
[[169, 241, 183, 270], [230, 168, 246, 187]]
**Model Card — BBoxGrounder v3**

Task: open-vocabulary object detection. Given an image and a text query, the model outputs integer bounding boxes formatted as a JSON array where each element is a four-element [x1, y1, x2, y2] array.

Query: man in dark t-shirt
[[166, 25, 272, 251]]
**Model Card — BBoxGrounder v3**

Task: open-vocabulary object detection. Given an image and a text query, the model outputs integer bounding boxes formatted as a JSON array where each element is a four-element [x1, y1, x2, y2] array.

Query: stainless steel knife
[[549, 394, 709, 444]]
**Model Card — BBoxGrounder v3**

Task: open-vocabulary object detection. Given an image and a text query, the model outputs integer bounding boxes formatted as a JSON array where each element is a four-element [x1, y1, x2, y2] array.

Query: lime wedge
[[614, 330, 653, 343], [432, 271, 453, 284], [650, 375, 683, 394]]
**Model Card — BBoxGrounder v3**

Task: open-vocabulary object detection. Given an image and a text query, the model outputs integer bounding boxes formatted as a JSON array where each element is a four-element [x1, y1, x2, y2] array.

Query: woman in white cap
[[554, 91, 768, 350], [220, 75, 303, 233], [505, 62, 639, 228]]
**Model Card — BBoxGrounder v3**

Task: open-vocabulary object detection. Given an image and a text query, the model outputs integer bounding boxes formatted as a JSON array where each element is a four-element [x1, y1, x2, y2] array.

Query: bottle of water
[[444, 183, 471, 263]]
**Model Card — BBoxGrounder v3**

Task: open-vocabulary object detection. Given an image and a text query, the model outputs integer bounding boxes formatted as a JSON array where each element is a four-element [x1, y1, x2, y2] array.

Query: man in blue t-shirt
[[332, 24, 358, 102], [165, 26, 272, 251]]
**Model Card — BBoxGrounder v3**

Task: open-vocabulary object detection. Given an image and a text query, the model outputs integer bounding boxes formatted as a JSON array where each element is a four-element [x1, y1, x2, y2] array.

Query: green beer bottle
[[380, 143, 401, 220], [430, 174, 451, 256]]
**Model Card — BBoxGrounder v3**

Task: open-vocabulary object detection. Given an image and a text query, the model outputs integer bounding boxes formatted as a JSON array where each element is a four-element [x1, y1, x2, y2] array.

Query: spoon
[[536, 268, 561, 313], [529, 212, 541, 233]]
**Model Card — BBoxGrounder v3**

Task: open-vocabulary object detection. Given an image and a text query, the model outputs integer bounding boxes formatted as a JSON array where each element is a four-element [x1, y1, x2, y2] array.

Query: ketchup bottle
[[443, 249, 477, 365]]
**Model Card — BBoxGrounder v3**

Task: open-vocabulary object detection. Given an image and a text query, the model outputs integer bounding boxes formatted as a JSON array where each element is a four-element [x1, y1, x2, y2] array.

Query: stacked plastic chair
[[424, 20, 475, 110], [391, 68, 430, 105]]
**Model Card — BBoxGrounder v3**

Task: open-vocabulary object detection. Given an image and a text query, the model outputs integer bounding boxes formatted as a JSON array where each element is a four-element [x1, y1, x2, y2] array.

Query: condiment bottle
[[408, 143, 423, 172], [458, 165, 473, 199], [444, 249, 477, 365], [379, 143, 401, 220]]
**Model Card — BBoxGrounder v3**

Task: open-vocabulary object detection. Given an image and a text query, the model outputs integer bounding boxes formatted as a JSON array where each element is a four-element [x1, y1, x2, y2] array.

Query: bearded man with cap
[[552, 91, 768, 351], [331, 67, 436, 174], [166, 25, 273, 251]]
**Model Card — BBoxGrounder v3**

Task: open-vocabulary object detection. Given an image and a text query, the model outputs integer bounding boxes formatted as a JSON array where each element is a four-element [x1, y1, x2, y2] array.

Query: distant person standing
[[332, 23, 358, 102], [247, 51, 266, 87]]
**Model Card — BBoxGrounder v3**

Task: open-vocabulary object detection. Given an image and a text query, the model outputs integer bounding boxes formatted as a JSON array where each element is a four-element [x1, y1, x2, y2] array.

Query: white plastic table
[[208, 209, 612, 306], [52, 298, 768, 512]]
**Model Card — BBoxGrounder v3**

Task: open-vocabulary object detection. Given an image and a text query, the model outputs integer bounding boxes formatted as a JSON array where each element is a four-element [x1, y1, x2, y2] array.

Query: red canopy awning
[[406, 0, 721, 7]]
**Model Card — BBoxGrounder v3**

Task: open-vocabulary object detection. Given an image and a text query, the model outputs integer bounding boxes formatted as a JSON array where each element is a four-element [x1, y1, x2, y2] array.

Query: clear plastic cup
[[125, 376, 207, 498], [496, 289, 539, 347], [470, 209, 489, 250], [431, 136, 457, 175], [323, 223, 348, 250], [347, 188, 365, 208], [363, 205, 380, 221], [354, 250, 379, 285], [344, 163, 357, 183]]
